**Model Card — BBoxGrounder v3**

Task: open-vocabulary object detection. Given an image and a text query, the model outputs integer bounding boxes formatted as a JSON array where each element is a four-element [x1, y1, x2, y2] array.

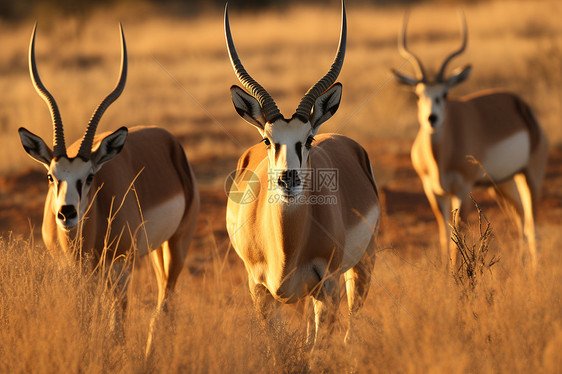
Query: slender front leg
[[146, 236, 191, 358], [344, 235, 376, 345], [514, 173, 538, 267], [450, 191, 470, 266], [146, 246, 166, 359], [308, 275, 340, 372], [305, 298, 316, 350], [311, 275, 340, 351], [436, 195, 454, 266], [421, 179, 451, 265]]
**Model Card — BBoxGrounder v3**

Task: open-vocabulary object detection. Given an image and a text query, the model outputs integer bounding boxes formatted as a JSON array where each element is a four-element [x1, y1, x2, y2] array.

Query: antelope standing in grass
[[391, 13, 548, 267], [225, 3, 380, 354], [18, 24, 199, 354]]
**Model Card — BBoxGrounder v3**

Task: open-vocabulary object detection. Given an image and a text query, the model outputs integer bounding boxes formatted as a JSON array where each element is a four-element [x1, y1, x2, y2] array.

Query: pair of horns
[[30, 23, 127, 159], [225, 1, 346, 123], [399, 11, 467, 83]]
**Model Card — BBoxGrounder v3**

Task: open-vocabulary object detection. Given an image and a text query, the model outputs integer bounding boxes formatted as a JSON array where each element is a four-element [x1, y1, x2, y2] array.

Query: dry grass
[[0, 235, 129, 372], [451, 195, 499, 290], [1, 219, 562, 373], [1, 0, 562, 372]]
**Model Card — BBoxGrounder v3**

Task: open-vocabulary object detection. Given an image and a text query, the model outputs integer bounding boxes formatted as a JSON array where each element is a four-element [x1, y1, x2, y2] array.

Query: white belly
[[341, 204, 380, 271], [481, 131, 530, 181], [136, 194, 186, 256]]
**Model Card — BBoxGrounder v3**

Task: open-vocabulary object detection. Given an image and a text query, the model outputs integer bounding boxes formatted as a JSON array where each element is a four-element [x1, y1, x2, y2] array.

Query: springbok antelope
[[225, 3, 380, 352], [391, 12, 548, 266], [18, 24, 199, 353]]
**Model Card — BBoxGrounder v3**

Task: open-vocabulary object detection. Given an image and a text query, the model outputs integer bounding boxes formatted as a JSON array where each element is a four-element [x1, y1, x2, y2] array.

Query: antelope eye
[[435, 97, 441, 104], [47, 174, 54, 183], [86, 174, 94, 185], [443, 92, 448, 99], [263, 138, 271, 147], [305, 136, 314, 149]]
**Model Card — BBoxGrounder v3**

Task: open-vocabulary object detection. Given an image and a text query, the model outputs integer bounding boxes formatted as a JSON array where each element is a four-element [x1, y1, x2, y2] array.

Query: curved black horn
[[436, 10, 467, 82], [293, 0, 347, 121], [29, 23, 66, 158], [78, 23, 127, 159], [225, 4, 282, 123]]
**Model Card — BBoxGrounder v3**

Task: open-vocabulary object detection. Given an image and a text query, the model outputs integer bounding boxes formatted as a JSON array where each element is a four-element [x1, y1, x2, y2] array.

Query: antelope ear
[[230, 85, 266, 130], [446, 64, 471, 87], [310, 83, 342, 130], [391, 69, 419, 86], [18, 127, 53, 169], [92, 127, 128, 171]]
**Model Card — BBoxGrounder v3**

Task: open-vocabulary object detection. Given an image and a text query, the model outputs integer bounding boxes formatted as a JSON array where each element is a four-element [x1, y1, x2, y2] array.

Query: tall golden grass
[[1, 218, 562, 372], [1, 0, 562, 372]]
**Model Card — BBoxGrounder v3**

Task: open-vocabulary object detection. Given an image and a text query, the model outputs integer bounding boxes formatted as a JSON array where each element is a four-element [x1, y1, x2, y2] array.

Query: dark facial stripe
[[274, 143, 281, 162], [76, 180, 83, 200], [295, 142, 302, 165]]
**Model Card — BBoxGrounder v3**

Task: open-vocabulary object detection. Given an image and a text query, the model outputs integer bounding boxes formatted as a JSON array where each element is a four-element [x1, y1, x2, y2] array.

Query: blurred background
[[0, 0, 482, 20]]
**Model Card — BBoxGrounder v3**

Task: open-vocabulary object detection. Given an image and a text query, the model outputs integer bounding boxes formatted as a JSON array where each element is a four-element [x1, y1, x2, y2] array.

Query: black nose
[[58, 205, 77, 222], [278, 170, 301, 190], [428, 114, 438, 126]]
